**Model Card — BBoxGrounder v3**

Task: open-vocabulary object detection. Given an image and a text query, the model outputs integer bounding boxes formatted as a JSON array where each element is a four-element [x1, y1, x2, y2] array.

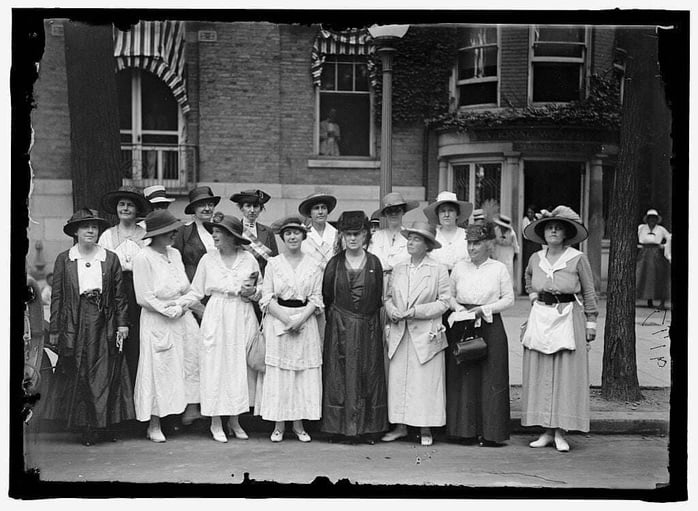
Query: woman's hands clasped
[[389, 308, 415, 323]]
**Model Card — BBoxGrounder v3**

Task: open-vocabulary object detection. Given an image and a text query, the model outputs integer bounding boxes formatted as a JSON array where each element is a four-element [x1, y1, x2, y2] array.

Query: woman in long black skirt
[[46, 208, 135, 445], [446, 222, 514, 446]]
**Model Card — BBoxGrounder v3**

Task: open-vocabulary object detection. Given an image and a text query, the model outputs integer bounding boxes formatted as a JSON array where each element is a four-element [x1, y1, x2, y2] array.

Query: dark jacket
[[172, 222, 207, 282], [49, 248, 129, 359], [244, 221, 279, 275]]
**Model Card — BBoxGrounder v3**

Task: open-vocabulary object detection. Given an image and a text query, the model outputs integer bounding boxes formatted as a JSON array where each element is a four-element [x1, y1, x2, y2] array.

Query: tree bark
[[601, 27, 658, 401], [64, 21, 122, 215]]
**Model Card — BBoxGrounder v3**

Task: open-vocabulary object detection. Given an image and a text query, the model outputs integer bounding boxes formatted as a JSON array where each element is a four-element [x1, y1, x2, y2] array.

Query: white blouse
[[133, 246, 191, 315], [369, 228, 409, 272], [301, 223, 337, 268], [98, 225, 146, 272], [450, 258, 515, 319], [69, 245, 106, 294], [259, 254, 324, 311], [431, 226, 470, 271], [638, 224, 671, 245]]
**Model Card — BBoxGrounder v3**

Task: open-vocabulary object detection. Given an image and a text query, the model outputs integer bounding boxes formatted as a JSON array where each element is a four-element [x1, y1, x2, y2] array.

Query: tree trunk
[[601, 27, 657, 401], [64, 21, 122, 216]]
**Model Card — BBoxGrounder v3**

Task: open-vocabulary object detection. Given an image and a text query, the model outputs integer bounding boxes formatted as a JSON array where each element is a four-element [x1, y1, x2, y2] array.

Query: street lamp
[[368, 24, 409, 209]]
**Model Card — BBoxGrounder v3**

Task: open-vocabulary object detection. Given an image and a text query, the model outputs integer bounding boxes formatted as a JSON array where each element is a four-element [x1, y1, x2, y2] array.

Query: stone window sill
[[308, 158, 380, 169]]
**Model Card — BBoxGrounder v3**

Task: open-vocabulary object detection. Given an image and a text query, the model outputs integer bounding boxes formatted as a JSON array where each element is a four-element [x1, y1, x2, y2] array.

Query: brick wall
[[500, 26, 530, 108], [591, 26, 616, 76]]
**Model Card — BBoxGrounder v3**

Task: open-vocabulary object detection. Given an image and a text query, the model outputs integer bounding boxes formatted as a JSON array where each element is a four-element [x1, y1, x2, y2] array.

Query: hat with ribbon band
[[101, 185, 151, 216], [523, 205, 588, 246], [423, 191, 474, 226], [142, 210, 182, 239], [401, 221, 442, 249], [63, 208, 109, 237], [203, 214, 251, 245], [298, 192, 337, 218], [185, 186, 221, 215]]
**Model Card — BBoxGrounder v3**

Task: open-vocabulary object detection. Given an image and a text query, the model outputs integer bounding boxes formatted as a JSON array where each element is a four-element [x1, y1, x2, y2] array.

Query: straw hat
[[401, 221, 442, 249], [63, 208, 109, 237], [298, 192, 337, 218], [494, 214, 513, 231], [370, 209, 381, 225], [523, 205, 588, 245], [230, 189, 271, 206], [202, 214, 250, 245], [142, 210, 182, 239], [379, 192, 419, 216], [472, 209, 485, 222], [271, 215, 310, 237], [144, 185, 175, 204], [101, 185, 150, 216], [184, 186, 221, 214], [423, 191, 474, 225], [643, 208, 662, 224]]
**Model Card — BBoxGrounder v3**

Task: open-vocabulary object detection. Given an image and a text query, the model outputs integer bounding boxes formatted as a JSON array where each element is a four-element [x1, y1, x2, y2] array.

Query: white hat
[[422, 191, 474, 225], [144, 185, 175, 204]]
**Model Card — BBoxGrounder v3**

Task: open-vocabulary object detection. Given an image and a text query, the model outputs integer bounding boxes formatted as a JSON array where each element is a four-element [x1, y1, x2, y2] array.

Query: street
[[24, 431, 669, 489]]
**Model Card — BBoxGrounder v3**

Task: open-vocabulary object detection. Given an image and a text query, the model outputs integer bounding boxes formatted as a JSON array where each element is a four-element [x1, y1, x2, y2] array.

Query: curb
[[509, 413, 669, 436]]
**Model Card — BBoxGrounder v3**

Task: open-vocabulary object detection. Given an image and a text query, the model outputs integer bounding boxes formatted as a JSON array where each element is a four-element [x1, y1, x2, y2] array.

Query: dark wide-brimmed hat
[[380, 192, 419, 216], [101, 185, 150, 215], [337, 210, 370, 232], [144, 185, 175, 204], [185, 186, 221, 215], [271, 215, 309, 237], [230, 189, 271, 206], [63, 208, 109, 237], [203, 214, 250, 245], [643, 208, 662, 224], [465, 222, 496, 242], [423, 191, 474, 226], [142, 210, 182, 239], [523, 205, 588, 246], [401, 221, 442, 249], [298, 192, 337, 218], [494, 214, 513, 231]]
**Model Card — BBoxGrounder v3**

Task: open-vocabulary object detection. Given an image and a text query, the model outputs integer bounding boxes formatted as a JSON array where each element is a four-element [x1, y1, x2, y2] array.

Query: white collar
[[69, 244, 107, 262], [537, 246, 582, 279]]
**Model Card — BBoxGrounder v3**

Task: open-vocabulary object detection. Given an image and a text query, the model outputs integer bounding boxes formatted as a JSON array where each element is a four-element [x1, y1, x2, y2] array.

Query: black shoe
[[478, 437, 506, 447], [80, 429, 96, 446], [458, 436, 480, 446]]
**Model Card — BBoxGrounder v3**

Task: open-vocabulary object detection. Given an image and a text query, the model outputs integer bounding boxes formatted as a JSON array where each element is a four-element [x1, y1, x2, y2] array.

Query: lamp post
[[368, 24, 409, 209]]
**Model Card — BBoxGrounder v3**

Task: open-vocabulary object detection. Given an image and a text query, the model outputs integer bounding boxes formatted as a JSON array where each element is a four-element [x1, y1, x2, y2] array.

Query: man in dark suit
[[229, 188, 279, 276]]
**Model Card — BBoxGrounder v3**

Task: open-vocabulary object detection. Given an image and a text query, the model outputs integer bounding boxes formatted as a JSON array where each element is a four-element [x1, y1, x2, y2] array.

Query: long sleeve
[[132, 252, 174, 316], [448, 264, 461, 311], [486, 264, 515, 315], [576, 254, 598, 322], [413, 265, 451, 319], [525, 255, 535, 295], [322, 256, 337, 309], [111, 256, 129, 328], [49, 253, 65, 335], [178, 255, 208, 307], [259, 259, 276, 310], [308, 264, 324, 312]]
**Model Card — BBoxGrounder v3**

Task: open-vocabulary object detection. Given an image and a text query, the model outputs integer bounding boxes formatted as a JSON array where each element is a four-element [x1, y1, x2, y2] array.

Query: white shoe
[[292, 429, 311, 443], [420, 434, 433, 447], [381, 428, 408, 442], [529, 432, 554, 448], [228, 424, 249, 440], [554, 431, 570, 452], [270, 429, 284, 442], [146, 427, 166, 443], [210, 427, 228, 443]]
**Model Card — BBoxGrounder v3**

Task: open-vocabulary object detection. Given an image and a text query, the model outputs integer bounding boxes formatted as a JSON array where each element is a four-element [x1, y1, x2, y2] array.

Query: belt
[[81, 289, 102, 298], [277, 298, 307, 308], [538, 292, 576, 305]]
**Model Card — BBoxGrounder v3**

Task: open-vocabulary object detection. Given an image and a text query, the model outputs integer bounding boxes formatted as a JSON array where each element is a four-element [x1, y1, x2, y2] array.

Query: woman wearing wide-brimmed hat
[[423, 191, 474, 273], [99, 185, 150, 389], [520, 206, 598, 452], [381, 222, 450, 447], [175, 215, 262, 443], [298, 191, 338, 269], [492, 214, 520, 283], [321, 211, 388, 443], [230, 188, 278, 276], [447, 222, 515, 447], [369, 192, 419, 277], [258, 216, 324, 443], [132, 210, 202, 443], [636, 208, 671, 309], [45, 208, 135, 446]]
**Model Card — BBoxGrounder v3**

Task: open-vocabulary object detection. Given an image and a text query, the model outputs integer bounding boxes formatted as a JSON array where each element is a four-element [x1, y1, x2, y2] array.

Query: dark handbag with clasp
[[451, 335, 487, 364]]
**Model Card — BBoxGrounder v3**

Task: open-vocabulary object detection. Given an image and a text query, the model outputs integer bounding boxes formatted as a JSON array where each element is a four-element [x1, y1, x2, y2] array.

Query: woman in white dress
[[132, 210, 201, 443], [176, 215, 262, 443], [422, 191, 474, 273], [259, 216, 323, 442], [382, 222, 450, 447], [99, 185, 150, 389]]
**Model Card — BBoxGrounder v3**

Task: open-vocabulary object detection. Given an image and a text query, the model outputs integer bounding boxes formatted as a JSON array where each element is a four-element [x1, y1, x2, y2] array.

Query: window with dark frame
[[456, 25, 499, 107], [318, 55, 371, 157], [613, 46, 627, 104], [531, 26, 587, 103]]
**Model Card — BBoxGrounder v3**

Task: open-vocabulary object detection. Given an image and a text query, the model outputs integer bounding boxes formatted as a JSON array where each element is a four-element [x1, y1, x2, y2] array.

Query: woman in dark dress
[[321, 211, 388, 443], [46, 208, 135, 445]]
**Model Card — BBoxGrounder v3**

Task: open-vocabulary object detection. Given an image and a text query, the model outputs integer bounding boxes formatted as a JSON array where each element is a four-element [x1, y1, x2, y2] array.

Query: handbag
[[246, 310, 267, 372], [451, 335, 487, 364]]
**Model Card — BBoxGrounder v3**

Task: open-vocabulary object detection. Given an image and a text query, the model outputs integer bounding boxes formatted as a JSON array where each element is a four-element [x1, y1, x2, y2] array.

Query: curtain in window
[[311, 27, 377, 88], [114, 20, 190, 113]]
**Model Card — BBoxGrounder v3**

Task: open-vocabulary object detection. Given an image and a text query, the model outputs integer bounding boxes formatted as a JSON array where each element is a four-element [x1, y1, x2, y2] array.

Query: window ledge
[[308, 158, 380, 169]]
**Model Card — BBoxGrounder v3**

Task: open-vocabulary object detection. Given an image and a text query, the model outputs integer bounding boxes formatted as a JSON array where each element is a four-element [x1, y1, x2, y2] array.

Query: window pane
[[120, 149, 133, 179], [474, 163, 502, 207], [457, 26, 497, 48], [319, 93, 370, 156], [532, 62, 581, 102], [459, 82, 497, 106], [533, 41, 584, 58], [337, 62, 354, 91], [453, 165, 471, 203], [116, 70, 132, 131], [459, 46, 497, 80], [536, 26, 585, 43], [355, 62, 368, 91], [140, 71, 178, 131], [320, 61, 335, 90], [142, 134, 179, 145]]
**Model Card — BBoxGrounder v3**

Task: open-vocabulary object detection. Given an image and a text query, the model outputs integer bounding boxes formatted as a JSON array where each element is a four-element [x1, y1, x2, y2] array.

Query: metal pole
[[377, 44, 396, 206]]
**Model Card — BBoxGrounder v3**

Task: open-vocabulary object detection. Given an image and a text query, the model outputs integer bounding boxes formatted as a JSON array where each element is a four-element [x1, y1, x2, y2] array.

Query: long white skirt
[[387, 330, 446, 427], [134, 309, 200, 421], [259, 366, 322, 421]]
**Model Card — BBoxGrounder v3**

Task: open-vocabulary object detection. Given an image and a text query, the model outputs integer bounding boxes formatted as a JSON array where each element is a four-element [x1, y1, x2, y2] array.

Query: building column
[[439, 159, 448, 192], [504, 152, 522, 294], [588, 156, 605, 293]]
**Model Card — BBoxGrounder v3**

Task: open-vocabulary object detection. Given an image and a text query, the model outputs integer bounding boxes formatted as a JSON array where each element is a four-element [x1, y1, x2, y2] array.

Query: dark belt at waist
[[278, 298, 308, 308], [538, 292, 576, 305]]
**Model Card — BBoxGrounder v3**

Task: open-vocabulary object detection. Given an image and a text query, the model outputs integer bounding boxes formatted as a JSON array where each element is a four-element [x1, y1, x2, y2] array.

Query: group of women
[[46, 184, 599, 453]]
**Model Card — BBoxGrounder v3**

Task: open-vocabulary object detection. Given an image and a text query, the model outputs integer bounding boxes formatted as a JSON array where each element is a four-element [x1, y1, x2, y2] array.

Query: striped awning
[[114, 20, 190, 114], [311, 27, 377, 88]]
